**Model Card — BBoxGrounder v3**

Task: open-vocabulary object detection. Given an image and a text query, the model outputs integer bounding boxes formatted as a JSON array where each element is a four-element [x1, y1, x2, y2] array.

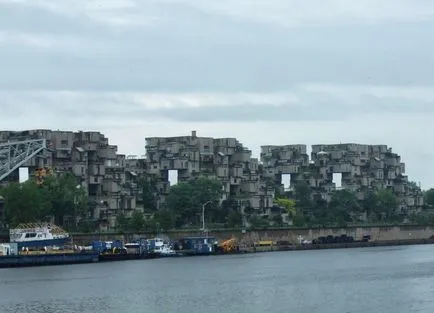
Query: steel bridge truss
[[0, 139, 46, 181]]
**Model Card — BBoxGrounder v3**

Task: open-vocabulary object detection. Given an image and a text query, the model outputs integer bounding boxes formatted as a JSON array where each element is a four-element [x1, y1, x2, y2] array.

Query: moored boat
[[9, 223, 70, 249], [154, 243, 179, 257], [0, 223, 100, 268], [0, 242, 99, 268], [95, 239, 159, 262]]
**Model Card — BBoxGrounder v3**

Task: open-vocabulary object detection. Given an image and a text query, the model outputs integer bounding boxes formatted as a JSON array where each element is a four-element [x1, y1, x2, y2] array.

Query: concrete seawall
[[64, 225, 434, 245]]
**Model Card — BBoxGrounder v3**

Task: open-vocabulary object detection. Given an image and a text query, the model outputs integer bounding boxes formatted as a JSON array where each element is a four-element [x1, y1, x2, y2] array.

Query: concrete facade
[[145, 131, 274, 213], [0, 130, 425, 228], [261, 143, 424, 214], [0, 130, 136, 230]]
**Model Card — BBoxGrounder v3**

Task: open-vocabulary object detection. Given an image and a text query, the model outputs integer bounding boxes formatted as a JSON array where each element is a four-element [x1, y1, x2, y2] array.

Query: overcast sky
[[1, 0, 433, 188]]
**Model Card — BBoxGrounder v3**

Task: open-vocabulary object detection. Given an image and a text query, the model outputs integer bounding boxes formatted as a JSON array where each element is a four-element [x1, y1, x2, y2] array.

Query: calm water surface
[[1, 245, 434, 312]]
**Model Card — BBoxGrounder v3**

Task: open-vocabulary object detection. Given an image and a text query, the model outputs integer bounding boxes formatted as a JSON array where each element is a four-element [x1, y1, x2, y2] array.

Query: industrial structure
[[0, 130, 137, 230], [0, 139, 46, 182], [0, 129, 425, 229]]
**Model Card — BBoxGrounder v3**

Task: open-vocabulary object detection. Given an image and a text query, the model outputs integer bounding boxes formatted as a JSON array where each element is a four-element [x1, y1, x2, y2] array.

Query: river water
[[1, 245, 434, 313]]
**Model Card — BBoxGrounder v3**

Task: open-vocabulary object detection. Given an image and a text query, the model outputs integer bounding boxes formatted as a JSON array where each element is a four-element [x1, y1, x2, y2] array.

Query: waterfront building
[[261, 143, 424, 215], [145, 131, 274, 215], [0, 130, 136, 230], [0, 129, 424, 229]]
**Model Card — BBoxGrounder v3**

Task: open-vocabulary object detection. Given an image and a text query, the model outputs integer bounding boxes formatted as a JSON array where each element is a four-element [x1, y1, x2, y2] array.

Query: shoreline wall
[[63, 225, 434, 245]]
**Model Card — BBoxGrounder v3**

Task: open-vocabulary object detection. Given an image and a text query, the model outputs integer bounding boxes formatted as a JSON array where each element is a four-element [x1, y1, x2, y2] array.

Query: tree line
[[118, 177, 434, 232], [116, 177, 242, 233], [2, 174, 434, 232], [0, 173, 87, 229]]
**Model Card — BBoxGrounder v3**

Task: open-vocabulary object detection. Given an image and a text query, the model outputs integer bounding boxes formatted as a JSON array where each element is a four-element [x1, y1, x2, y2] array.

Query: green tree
[[116, 213, 130, 232], [0, 173, 87, 228], [293, 181, 312, 213], [45, 173, 87, 227], [165, 177, 223, 227], [220, 198, 239, 222], [362, 189, 378, 219], [140, 178, 158, 212], [292, 214, 306, 227], [375, 188, 398, 220], [0, 180, 52, 226], [327, 190, 361, 225], [248, 214, 269, 229], [424, 188, 434, 207], [274, 198, 296, 218], [271, 214, 283, 227], [226, 210, 243, 228], [413, 212, 434, 226], [129, 210, 146, 232], [154, 209, 175, 230]]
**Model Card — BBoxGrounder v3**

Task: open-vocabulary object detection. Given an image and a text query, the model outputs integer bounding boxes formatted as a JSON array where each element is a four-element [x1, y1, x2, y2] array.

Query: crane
[[0, 139, 46, 182]]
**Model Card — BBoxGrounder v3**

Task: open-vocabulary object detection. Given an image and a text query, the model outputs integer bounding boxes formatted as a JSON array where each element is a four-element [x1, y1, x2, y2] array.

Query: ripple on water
[[2, 245, 434, 313]]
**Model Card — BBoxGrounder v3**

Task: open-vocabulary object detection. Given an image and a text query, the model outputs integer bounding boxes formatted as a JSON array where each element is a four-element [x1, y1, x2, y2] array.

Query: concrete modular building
[[0, 130, 136, 230], [260, 143, 423, 215], [145, 131, 274, 214]]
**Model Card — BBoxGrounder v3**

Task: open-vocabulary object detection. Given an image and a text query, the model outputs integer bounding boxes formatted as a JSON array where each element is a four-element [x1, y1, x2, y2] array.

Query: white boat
[[9, 223, 70, 249], [148, 237, 177, 256], [154, 244, 177, 256]]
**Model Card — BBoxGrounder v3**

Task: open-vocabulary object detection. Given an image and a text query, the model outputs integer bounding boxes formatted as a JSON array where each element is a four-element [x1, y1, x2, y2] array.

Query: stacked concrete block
[[0, 129, 137, 230], [261, 143, 423, 214], [144, 131, 272, 213]]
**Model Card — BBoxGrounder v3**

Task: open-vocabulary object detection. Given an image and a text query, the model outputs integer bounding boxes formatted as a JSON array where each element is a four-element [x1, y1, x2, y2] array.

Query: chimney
[[191, 130, 197, 137]]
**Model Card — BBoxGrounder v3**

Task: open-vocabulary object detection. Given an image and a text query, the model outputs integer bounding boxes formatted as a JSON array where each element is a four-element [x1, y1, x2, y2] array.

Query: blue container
[[179, 237, 216, 254], [92, 241, 107, 252], [111, 240, 123, 249]]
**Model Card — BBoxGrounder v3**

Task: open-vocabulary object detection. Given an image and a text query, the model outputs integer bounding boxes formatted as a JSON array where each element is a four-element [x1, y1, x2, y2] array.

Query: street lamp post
[[73, 185, 81, 228], [201, 200, 212, 233]]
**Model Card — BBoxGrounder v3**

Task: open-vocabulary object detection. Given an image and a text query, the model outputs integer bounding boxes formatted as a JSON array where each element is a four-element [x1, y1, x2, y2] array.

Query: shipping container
[[179, 237, 217, 254]]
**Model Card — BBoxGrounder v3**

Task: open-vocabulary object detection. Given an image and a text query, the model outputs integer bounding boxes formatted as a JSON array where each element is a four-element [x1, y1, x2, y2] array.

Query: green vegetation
[[115, 177, 227, 232], [287, 181, 406, 227], [274, 198, 296, 218], [0, 173, 87, 229], [2, 174, 434, 233], [424, 188, 434, 207], [139, 178, 158, 212]]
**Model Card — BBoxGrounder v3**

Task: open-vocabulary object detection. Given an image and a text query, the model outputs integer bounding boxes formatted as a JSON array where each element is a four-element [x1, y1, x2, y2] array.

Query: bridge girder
[[0, 139, 46, 181]]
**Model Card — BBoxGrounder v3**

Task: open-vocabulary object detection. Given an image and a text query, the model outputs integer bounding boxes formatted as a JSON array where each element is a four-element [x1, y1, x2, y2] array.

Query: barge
[[94, 240, 160, 262], [0, 243, 99, 268], [0, 223, 98, 268]]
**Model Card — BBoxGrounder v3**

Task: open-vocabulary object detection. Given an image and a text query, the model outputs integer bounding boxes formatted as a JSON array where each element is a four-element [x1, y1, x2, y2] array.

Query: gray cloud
[[2, 87, 433, 122], [1, 1, 434, 91], [1, 0, 434, 187]]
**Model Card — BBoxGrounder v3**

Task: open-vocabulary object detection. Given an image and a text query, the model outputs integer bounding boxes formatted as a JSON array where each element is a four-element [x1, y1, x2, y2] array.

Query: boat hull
[[0, 251, 99, 268], [155, 252, 184, 258], [98, 252, 159, 262], [13, 237, 71, 249]]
